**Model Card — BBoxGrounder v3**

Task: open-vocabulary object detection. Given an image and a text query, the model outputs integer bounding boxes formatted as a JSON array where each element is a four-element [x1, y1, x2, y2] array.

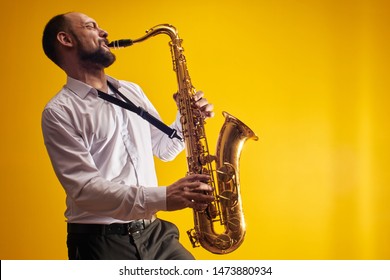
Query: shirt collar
[[66, 75, 121, 99]]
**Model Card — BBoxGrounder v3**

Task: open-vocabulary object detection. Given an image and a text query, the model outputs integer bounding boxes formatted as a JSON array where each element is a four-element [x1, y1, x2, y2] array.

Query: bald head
[[42, 12, 115, 71]]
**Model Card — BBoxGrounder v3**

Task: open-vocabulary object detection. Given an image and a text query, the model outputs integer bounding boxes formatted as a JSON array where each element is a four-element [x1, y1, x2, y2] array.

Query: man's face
[[66, 13, 116, 68]]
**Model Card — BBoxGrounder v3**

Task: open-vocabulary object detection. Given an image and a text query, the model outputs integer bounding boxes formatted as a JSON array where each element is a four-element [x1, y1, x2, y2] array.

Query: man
[[41, 12, 215, 260]]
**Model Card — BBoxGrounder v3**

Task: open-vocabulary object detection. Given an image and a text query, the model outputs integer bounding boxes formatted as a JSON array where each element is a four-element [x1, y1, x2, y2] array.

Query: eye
[[84, 22, 98, 30]]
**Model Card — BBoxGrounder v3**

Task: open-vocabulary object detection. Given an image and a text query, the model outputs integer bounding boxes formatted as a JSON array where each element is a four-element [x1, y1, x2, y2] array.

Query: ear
[[57, 31, 74, 47]]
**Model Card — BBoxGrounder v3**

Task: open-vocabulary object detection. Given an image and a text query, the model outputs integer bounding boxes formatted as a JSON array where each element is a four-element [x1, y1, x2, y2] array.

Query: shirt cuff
[[144, 186, 167, 215]]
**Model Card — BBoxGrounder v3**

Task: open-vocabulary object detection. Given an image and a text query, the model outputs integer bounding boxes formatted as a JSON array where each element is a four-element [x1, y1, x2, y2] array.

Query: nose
[[98, 28, 108, 38]]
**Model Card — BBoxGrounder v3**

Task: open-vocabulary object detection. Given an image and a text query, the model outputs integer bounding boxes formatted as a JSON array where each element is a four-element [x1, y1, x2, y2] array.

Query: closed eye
[[83, 22, 98, 30]]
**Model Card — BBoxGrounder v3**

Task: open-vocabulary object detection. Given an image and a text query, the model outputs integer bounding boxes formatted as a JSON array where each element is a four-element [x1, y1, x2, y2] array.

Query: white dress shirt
[[42, 76, 184, 224]]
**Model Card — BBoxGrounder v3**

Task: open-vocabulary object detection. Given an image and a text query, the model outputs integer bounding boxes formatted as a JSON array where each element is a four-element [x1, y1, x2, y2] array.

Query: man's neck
[[66, 65, 108, 92]]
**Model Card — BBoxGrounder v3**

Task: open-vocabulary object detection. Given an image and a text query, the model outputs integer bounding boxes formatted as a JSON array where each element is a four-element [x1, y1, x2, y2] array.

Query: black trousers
[[67, 219, 195, 260]]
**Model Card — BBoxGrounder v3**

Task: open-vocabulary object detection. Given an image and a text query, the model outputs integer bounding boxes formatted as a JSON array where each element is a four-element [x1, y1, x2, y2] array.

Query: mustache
[[99, 38, 110, 46]]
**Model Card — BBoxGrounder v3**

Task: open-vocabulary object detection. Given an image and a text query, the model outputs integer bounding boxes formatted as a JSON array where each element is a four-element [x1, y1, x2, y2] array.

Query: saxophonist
[[41, 12, 215, 260]]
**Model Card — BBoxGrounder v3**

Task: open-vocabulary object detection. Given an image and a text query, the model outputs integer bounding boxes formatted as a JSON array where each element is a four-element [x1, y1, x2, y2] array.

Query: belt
[[67, 216, 156, 238]]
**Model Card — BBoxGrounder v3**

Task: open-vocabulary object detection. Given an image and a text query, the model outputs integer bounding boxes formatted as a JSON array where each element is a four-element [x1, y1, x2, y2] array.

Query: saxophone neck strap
[[96, 83, 182, 141]]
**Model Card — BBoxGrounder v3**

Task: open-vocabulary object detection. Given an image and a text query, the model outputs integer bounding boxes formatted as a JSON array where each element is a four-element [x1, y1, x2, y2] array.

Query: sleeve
[[129, 84, 185, 161], [41, 107, 166, 220], [151, 110, 185, 161]]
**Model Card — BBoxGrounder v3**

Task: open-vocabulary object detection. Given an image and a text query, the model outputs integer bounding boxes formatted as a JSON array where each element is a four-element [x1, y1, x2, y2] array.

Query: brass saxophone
[[108, 24, 258, 254]]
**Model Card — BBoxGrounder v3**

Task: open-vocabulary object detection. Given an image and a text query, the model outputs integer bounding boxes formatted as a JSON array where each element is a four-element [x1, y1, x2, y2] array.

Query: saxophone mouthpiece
[[107, 39, 134, 48]]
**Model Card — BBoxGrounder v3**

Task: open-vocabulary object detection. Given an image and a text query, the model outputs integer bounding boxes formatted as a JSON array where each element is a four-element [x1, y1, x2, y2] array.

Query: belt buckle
[[127, 220, 144, 239]]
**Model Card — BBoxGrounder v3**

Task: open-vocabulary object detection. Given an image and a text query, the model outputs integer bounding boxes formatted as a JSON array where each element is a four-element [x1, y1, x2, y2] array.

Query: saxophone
[[108, 24, 258, 254]]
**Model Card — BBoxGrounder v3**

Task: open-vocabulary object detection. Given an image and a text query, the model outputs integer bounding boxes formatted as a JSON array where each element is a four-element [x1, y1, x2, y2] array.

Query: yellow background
[[1, 0, 389, 260]]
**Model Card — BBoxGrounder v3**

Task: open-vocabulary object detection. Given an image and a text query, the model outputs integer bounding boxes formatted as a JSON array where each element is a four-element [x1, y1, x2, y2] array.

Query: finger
[[175, 174, 208, 186], [203, 110, 215, 118], [172, 92, 179, 102], [193, 91, 204, 101], [200, 103, 214, 116], [200, 103, 214, 111], [183, 181, 213, 192], [185, 173, 211, 182], [186, 192, 215, 203], [195, 97, 208, 108]]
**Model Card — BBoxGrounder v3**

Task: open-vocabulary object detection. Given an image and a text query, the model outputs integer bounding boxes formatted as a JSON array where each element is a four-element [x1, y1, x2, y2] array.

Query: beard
[[78, 44, 116, 68], [72, 32, 116, 68]]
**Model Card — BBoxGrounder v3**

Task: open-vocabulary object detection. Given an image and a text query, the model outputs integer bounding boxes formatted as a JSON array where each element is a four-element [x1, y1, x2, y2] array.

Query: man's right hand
[[166, 174, 215, 212]]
